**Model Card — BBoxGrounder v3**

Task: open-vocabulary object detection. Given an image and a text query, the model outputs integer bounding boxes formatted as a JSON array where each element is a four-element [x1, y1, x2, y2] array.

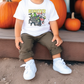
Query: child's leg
[[19, 33, 34, 60], [38, 32, 62, 57], [24, 57, 33, 62], [20, 58, 37, 80], [38, 32, 72, 74], [52, 53, 61, 59], [19, 33, 37, 80], [53, 53, 72, 74]]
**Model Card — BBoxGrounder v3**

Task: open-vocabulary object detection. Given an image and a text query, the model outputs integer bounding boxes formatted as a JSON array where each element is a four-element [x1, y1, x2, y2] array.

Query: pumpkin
[[65, 12, 81, 31], [12, 0, 21, 2], [80, 0, 84, 20], [0, 0, 18, 28], [74, 0, 83, 14], [50, 0, 67, 29]]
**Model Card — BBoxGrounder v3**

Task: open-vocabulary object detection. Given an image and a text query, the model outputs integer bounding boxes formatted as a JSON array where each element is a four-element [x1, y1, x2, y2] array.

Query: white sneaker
[[20, 59, 37, 80], [53, 58, 72, 74]]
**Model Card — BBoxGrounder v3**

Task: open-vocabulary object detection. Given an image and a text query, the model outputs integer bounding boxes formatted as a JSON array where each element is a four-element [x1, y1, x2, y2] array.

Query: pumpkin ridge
[[0, 1, 18, 28], [10, 2, 14, 28], [50, 0, 67, 29], [5, 2, 13, 28]]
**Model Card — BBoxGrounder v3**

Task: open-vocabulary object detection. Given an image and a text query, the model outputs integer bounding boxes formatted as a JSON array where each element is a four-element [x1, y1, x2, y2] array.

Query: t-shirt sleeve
[[49, 1, 59, 21], [13, 1, 25, 20]]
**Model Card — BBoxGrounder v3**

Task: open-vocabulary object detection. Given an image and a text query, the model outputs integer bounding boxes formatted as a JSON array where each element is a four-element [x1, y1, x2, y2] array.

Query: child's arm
[[50, 21, 63, 47], [15, 19, 24, 50]]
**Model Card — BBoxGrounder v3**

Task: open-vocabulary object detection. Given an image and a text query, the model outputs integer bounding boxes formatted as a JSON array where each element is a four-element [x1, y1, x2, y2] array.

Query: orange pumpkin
[[80, 0, 84, 20], [12, 0, 21, 2], [50, 0, 67, 29], [65, 12, 81, 31], [74, 0, 83, 14], [0, 1, 18, 28]]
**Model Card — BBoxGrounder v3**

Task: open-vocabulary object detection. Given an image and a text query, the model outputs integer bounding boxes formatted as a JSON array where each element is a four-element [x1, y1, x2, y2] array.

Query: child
[[14, 0, 72, 80]]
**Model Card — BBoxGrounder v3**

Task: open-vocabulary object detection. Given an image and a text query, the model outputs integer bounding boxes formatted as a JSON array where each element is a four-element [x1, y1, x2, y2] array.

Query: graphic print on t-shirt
[[28, 9, 46, 26]]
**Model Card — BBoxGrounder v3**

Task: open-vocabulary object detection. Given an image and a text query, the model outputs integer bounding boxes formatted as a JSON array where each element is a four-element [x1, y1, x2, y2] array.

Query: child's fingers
[[56, 40, 63, 46], [15, 37, 23, 50], [16, 42, 20, 50], [56, 43, 60, 47], [20, 38, 23, 44], [56, 41, 59, 46], [52, 38, 55, 42]]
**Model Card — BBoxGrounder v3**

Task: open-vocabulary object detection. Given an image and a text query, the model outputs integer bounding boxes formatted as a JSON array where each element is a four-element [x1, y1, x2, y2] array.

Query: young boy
[[14, 0, 72, 80]]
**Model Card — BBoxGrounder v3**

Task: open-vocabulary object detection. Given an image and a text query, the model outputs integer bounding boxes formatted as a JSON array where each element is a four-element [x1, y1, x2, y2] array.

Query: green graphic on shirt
[[28, 9, 46, 26]]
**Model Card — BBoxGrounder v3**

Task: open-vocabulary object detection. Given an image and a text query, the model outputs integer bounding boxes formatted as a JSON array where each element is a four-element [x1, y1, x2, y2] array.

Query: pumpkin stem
[[71, 12, 75, 19]]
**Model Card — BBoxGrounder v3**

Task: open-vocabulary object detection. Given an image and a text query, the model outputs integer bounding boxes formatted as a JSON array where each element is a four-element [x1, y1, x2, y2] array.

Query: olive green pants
[[19, 32, 62, 60]]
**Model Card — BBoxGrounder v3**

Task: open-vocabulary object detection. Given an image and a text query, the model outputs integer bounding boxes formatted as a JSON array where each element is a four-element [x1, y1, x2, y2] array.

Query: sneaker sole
[[53, 67, 72, 74], [24, 74, 36, 80]]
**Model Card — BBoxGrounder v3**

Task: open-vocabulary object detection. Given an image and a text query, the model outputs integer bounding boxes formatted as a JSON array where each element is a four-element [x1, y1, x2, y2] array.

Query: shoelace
[[20, 60, 34, 69], [61, 59, 65, 64], [57, 59, 67, 67], [20, 64, 31, 70], [20, 64, 26, 67]]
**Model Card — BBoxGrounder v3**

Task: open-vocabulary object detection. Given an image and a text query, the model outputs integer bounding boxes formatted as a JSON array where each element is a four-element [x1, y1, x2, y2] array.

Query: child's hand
[[52, 35, 63, 47], [15, 37, 23, 50]]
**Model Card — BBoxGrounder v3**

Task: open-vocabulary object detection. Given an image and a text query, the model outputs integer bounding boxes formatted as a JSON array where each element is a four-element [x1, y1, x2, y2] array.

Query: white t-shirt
[[14, 0, 59, 36]]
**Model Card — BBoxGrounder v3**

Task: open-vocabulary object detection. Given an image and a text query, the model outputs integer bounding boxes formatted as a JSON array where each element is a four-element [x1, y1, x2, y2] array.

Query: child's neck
[[31, 0, 44, 4]]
